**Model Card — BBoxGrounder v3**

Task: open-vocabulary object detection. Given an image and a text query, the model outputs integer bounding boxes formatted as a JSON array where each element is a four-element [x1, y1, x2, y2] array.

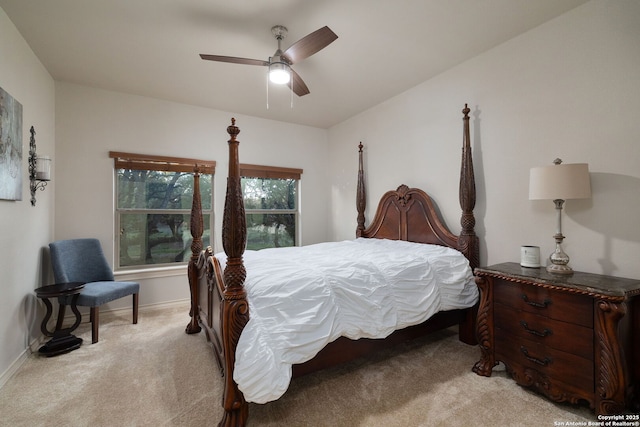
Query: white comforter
[[215, 238, 478, 403]]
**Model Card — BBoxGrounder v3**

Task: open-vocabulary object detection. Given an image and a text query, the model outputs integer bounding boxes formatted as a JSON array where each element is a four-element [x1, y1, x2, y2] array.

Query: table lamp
[[529, 158, 591, 274]]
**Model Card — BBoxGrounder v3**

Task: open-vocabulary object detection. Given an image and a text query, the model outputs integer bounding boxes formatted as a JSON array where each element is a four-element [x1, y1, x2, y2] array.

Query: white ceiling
[[1, 0, 588, 128]]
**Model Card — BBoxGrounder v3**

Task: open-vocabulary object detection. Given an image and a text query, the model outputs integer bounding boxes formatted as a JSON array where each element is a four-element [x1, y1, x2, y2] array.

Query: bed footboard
[[194, 248, 225, 375]]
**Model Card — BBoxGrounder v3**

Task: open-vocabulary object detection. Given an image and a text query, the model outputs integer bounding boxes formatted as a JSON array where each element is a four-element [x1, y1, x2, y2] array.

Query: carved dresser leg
[[472, 274, 496, 376], [595, 299, 627, 415]]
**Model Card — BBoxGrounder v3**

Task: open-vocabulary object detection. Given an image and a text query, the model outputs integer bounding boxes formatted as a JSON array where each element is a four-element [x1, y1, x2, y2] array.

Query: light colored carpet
[[0, 302, 596, 426]]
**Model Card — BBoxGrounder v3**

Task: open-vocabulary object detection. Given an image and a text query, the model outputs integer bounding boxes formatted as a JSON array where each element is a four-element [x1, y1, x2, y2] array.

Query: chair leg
[[133, 293, 139, 324], [91, 306, 99, 343], [55, 304, 67, 330]]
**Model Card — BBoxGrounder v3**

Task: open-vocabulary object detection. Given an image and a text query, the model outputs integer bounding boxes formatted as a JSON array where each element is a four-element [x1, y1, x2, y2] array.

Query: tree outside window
[[240, 164, 302, 250], [110, 152, 214, 269], [242, 177, 296, 249]]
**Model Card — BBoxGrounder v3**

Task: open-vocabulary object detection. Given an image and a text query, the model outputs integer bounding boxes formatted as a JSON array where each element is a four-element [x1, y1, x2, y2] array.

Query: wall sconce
[[28, 126, 51, 206]]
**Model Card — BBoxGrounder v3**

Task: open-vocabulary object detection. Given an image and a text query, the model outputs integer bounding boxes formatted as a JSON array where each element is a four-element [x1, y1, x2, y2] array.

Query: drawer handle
[[520, 346, 552, 366], [521, 294, 551, 308], [520, 321, 552, 337]]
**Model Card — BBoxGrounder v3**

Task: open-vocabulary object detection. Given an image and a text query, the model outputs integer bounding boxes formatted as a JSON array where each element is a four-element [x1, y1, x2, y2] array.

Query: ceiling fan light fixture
[[269, 62, 291, 85]]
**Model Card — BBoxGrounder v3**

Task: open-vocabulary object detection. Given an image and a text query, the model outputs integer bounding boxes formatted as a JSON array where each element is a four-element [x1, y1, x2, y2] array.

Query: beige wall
[[328, 0, 640, 279], [0, 8, 56, 385]]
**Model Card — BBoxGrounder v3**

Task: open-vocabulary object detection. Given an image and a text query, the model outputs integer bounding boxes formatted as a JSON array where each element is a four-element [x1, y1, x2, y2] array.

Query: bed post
[[185, 167, 203, 334], [458, 104, 479, 270], [356, 142, 366, 237], [219, 118, 249, 427], [458, 103, 479, 345]]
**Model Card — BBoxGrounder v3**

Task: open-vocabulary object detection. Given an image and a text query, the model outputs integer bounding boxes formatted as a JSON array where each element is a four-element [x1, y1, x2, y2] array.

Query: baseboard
[[61, 298, 190, 322], [134, 298, 190, 314], [0, 334, 46, 390], [0, 299, 190, 390]]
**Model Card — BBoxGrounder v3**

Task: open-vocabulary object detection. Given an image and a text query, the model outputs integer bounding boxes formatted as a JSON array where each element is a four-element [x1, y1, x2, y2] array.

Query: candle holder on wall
[[28, 126, 52, 206]]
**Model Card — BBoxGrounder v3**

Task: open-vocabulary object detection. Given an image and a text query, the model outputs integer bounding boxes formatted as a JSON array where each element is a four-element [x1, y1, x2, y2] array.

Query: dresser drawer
[[494, 278, 593, 328], [494, 303, 593, 360], [495, 331, 594, 393]]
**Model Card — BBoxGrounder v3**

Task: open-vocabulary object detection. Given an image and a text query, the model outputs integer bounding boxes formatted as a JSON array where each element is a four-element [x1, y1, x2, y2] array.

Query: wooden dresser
[[472, 262, 640, 415]]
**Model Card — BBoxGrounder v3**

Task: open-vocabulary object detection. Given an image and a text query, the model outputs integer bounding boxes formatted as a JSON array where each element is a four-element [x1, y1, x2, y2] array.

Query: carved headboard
[[358, 184, 458, 248]]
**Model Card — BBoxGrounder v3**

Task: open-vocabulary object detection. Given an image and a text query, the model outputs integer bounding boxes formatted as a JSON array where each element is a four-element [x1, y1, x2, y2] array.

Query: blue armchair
[[49, 238, 139, 343]]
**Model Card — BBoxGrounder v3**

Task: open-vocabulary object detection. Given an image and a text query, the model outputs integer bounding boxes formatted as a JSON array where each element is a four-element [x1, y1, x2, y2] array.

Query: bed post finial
[[356, 142, 366, 237], [220, 117, 249, 427], [227, 117, 239, 141], [458, 103, 479, 270]]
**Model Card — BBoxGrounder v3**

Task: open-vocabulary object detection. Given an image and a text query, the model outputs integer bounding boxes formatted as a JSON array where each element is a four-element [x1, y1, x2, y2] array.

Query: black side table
[[35, 282, 85, 356]]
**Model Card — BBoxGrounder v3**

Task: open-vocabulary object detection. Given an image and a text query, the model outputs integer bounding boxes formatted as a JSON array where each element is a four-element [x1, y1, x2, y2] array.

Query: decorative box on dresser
[[472, 262, 640, 415]]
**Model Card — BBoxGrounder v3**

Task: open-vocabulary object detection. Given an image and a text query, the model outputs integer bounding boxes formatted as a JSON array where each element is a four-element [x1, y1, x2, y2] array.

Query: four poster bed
[[185, 105, 480, 427]]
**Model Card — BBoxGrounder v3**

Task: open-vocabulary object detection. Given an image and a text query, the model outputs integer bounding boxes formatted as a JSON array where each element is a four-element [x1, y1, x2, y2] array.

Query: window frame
[[110, 151, 216, 271], [240, 163, 302, 249]]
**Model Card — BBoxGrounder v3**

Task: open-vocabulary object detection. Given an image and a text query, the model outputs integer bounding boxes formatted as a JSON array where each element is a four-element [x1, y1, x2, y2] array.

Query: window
[[110, 152, 215, 269], [240, 164, 302, 250]]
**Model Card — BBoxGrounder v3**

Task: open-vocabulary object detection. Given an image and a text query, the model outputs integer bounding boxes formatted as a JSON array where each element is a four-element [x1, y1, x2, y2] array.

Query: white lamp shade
[[36, 155, 51, 181], [269, 62, 291, 84], [529, 162, 591, 200]]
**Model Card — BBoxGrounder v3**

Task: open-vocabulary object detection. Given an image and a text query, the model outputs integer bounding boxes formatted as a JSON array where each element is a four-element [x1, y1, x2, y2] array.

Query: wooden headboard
[[360, 184, 459, 246]]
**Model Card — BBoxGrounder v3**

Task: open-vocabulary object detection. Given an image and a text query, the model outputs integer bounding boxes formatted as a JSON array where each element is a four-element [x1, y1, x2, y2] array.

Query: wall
[[328, 0, 640, 279], [55, 83, 330, 310], [0, 8, 56, 385]]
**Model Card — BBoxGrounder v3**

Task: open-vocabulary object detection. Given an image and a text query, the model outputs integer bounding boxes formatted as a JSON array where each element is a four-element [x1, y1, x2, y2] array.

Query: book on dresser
[[472, 262, 640, 416]]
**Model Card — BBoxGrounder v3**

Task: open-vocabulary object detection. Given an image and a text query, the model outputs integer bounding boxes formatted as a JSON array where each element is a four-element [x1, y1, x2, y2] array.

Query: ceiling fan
[[200, 25, 338, 97]]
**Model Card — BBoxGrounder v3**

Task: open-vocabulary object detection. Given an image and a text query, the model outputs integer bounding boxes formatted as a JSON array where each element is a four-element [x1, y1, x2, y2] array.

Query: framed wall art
[[0, 86, 23, 201]]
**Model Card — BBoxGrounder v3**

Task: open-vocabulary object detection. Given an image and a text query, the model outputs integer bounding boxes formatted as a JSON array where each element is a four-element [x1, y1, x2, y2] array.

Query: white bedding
[[214, 238, 478, 404]]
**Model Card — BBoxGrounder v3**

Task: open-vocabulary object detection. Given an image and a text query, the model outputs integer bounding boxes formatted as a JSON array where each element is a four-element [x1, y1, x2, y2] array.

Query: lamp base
[[546, 263, 574, 275], [548, 227, 573, 275]]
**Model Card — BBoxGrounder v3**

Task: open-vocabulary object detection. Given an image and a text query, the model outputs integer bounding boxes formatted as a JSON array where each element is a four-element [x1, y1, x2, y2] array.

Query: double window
[[240, 164, 302, 250], [111, 153, 300, 267], [110, 152, 215, 270]]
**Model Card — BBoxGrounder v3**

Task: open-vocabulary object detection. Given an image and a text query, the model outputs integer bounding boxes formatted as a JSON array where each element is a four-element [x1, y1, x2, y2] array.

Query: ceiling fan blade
[[282, 26, 338, 64], [288, 69, 310, 96], [199, 54, 269, 67]]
